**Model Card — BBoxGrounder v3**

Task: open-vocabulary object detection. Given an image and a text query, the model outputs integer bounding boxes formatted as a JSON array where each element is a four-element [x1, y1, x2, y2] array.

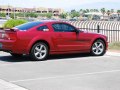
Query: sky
[[0, 0, 120, 11]]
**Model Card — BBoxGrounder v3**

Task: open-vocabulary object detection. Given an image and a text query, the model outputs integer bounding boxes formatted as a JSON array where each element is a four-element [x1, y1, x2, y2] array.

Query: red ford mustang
[[0, 21, 108, 61]]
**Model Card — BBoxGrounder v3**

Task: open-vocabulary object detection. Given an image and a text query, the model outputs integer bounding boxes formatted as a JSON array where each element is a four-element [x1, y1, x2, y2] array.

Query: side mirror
[[75, 30, 79, 34]]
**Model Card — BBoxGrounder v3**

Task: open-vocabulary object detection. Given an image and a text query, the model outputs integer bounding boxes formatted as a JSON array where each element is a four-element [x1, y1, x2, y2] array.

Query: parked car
[[69, 18, 77, 21], [0, 21, 108, 61]]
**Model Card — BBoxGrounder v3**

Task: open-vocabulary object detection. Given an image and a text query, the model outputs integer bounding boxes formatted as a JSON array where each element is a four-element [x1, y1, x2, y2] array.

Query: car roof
[[33, 20, 67, 24]]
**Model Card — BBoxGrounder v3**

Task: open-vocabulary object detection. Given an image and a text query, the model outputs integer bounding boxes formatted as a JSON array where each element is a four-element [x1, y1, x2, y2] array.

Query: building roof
[[85, 12, 103, 16]]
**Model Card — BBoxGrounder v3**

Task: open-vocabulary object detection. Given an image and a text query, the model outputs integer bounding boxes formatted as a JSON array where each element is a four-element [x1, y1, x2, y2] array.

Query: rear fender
[[26, 35, 55, 54]]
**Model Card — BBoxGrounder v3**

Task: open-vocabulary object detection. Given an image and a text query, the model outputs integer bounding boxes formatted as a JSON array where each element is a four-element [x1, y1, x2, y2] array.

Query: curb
[[0, 79, 28, 90], [106, 51, 120, 57]]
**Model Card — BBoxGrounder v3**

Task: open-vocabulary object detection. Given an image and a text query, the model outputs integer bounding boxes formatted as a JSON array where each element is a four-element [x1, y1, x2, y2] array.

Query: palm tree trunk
[[102, 12, 105, 20], [118, 14, 120, 21]]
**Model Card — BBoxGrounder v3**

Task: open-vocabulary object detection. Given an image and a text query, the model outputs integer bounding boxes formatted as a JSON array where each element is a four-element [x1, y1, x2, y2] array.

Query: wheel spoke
[[35, 52, 39, 56], [41, 50, 46, 53], [95, 43, 98, 47], [92, 47, 97, 50], [98, 43, 102, 48], [40, 53, 42, 57], [40, 45, 44, 51], [96, 49, 99, 54], [35, 47, 40, 52], [99, 48, 103, 52]]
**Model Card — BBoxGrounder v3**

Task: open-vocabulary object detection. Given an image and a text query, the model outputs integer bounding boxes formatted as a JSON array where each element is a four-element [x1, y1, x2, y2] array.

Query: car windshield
[[15, 22, 43, 30]]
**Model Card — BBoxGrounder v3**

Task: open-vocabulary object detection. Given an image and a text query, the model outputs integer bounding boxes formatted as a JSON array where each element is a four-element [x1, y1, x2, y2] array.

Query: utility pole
[[14, 7, 15, 19], [0, 6, 1, 14], [6, 4, 10, 19], [24, 8, 26, 18], [0, 6, 1, 18], [7, 4, 10, 19]]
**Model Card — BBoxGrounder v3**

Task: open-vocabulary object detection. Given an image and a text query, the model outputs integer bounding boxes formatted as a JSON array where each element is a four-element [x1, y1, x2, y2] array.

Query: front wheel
[[30, 42, 49, 61], [91, 39, 106, 56]]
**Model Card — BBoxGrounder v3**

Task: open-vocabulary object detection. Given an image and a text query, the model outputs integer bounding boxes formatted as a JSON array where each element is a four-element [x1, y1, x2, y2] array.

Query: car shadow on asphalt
[[0, 55, 32, 62], [0, 53, 92, 62], [48, 53, 91, 60]]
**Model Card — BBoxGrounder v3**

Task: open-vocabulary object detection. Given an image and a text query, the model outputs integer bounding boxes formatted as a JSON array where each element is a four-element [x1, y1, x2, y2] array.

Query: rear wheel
[[91, 39, 106, 56], [10, 53, 23, 57], [30, 42, 49, 61]]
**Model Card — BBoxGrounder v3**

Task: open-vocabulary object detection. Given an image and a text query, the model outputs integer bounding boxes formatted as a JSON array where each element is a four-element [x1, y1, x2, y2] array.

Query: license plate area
[[0, 43, 2, 48]]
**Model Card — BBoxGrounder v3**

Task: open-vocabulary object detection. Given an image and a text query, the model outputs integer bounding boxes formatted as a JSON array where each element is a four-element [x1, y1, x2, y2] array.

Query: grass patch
[[109, 42, 120, 50]]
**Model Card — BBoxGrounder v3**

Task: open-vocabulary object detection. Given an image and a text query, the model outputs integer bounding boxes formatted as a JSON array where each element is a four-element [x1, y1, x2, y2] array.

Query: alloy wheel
[[91, 40, 105, 56]]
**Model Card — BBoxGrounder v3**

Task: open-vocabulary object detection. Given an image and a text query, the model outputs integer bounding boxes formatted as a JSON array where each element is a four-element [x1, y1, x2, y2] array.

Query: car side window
[[61, 24, 76, 32], [52, 24, 63, 32], [37, 25, 48, 31]]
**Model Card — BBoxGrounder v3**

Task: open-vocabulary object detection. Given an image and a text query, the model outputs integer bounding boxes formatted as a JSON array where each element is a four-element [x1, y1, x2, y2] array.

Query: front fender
[[91, 35, 107, 46]]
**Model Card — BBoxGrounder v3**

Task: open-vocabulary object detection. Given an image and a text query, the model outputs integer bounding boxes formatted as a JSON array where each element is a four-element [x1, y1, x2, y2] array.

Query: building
[[0, 5, 64, 16]]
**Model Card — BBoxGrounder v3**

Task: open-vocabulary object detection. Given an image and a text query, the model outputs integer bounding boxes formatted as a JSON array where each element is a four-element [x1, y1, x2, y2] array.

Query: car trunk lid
[[0, 28, 17, 40]]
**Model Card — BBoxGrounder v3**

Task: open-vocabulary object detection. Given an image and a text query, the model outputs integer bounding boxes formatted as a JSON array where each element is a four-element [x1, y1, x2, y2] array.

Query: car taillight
[[1, 33, 10, 40], [9, 34, 16, 40], [1, 33, 16, 40]]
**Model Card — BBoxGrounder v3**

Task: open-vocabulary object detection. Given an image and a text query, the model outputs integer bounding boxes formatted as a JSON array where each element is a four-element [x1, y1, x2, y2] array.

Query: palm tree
[[111, 9, 114, 14], [95, 9, 99, 12], [79, 9, 83, 12], [70, 10, 80, 18], [79, 9, 84, 15], [90, 9, 94, 12], [83, 10, 87, 14], [86, 9, 89, 13], [94, 9, 97, 12], [59, 13, 67, 19], [101, 8, 106, 20], [107, 10, 111, 20]]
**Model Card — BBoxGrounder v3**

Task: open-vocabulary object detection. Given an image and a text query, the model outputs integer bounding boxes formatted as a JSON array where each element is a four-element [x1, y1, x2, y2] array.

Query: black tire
[[10, 53, 23, 57], [90, 39, 106, 56], [30, 42, 49, 61]]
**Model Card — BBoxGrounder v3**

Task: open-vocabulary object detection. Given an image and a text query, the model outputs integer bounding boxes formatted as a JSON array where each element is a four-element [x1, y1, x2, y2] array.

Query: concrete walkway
[[0, 51, 120, 90], [106, 51, 120, 57]]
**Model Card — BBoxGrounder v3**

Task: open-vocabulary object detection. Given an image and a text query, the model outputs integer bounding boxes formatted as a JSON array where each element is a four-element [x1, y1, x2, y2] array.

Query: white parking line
[[10, 69, 120, 83], [0, 79, 28, 90]]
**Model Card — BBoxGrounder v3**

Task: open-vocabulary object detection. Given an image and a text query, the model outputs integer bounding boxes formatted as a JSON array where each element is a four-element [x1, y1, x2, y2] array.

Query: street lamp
[[6, 4, 10, 19]]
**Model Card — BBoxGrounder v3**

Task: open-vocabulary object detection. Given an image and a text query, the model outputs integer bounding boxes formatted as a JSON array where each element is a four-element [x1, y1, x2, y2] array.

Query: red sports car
[[0, 21, 108, 61]]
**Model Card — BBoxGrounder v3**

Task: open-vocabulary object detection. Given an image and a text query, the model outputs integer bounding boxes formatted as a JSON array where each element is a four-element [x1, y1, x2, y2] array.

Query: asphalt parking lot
[[0, 52, 120, 90]]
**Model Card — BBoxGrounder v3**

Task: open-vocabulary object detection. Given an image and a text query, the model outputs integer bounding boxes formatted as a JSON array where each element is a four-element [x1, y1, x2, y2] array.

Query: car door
[[52, 23, 81, 51]]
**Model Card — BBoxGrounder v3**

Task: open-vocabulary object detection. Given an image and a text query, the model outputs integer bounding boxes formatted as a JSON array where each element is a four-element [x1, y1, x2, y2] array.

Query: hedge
[[3, 19, 27, 29]]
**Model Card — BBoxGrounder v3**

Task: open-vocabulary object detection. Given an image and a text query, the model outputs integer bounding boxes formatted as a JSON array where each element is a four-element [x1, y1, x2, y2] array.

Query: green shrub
[[109, 42, 120, 50], [0, 13, 6, 17], [3, 19, 27, 29]]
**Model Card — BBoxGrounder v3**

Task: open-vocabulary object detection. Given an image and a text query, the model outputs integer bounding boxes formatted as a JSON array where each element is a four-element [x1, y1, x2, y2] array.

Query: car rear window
[[37, 25, 48, 31], [15, 22, 43, 30]]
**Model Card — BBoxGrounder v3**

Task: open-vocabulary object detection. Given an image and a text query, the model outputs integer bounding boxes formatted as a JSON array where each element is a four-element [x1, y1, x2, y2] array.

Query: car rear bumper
[[0, 39, 15, 53], [0, 39, 29, 54]]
